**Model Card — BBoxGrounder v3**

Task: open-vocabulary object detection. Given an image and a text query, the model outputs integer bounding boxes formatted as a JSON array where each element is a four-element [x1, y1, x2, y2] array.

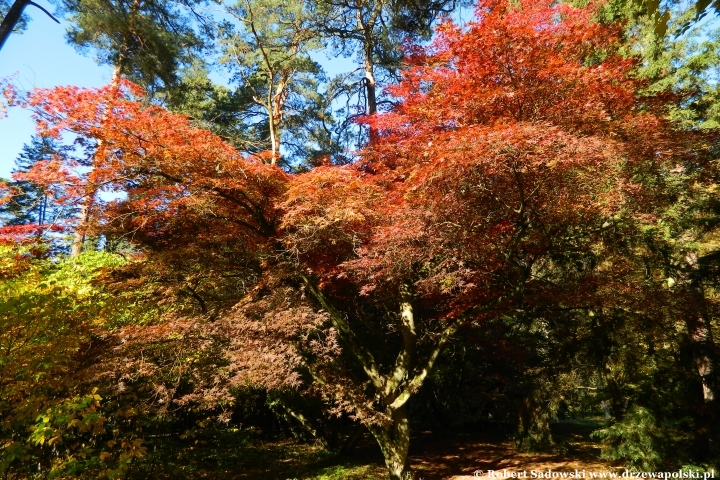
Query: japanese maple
[[12, 0, 717, 478]]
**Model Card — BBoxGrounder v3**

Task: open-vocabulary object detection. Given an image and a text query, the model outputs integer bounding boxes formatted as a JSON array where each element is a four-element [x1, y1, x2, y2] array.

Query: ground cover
[[127, 421, 619, 480]]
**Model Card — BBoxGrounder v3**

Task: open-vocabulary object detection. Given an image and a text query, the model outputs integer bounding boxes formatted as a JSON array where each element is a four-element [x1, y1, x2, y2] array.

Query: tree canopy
[[2, 0, 720, 478]]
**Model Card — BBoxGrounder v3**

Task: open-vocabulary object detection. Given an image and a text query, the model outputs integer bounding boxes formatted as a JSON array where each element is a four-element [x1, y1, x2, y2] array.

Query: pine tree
[[219, 0, 328, 164], [0, 136, 67, 228], [60, 0, 206, 93]]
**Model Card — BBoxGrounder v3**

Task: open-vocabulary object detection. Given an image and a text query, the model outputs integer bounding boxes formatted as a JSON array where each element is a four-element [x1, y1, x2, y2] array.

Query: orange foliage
[[17, 81, 288, 251], [9, 3, 717, 475]]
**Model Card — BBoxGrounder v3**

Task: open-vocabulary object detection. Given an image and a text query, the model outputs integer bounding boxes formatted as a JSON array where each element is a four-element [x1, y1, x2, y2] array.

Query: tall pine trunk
[[70, 60, 124, 256], [356, 1, 378, 141], [70, 200, 93, 256]]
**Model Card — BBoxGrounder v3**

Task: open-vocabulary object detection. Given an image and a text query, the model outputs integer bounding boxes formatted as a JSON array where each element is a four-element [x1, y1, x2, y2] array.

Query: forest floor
[[130, 420, 620, 480]]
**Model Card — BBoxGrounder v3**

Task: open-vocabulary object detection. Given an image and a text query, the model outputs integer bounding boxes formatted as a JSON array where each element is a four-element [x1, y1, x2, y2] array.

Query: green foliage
[[163, 60, 257, 151], [591, 406, 692, 471], [1, 137, 63, 227], [637, 11, 720, 129], [602, 0, 720, 129], [218, 0, 333, 162], [60, 0, 205, 90], [0, 246, 131, 478]]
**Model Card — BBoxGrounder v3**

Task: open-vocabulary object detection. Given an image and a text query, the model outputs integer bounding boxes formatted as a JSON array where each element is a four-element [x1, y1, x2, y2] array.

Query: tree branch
[[387, 281, 526, 412], [301, 274, 384, 389], [384, 283, 415, 398], [27, 1, 59, 23]]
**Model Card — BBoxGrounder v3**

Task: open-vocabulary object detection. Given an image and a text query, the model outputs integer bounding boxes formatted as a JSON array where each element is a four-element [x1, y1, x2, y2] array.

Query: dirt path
[[404, 427, 620, 480]]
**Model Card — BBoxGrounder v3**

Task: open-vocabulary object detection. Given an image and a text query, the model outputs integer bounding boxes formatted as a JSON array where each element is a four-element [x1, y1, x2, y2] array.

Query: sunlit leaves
[[0, 247, 125, 478]]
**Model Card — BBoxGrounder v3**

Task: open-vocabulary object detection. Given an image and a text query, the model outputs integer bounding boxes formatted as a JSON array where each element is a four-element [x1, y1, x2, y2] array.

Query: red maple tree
[[11, 0, 715, 477]]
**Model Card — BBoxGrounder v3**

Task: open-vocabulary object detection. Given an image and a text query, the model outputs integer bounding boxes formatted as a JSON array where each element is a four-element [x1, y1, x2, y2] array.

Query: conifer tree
[[313, 0, 460, 137], [0, 136, 70, 229], [59, 0, 206, 92], [218, 0, 330, 164]]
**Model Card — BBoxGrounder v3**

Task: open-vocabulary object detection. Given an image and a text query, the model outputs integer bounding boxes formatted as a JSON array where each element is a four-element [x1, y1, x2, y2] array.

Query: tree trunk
[[601, 400, 612, 421], [273, 401, 330, 449], [0, 0, 30, 51], [516, 392, 553, 451], [605, 376, 625, 421], [368, 405, 412, 480], [364, 50, 377, 116], [268, 115, 279, 164], [70, 199, 92, 256], [356, 3, 378, 142], [70, 64, 123, 256], [268, 80, 281, 164], [340, 424, 365, 455], [0, 0, 59, 52], [673, 253, 718, 404], [303, 278, 476, 480], [362, 33, 378, 145], [685, 307, 716, 403], [269, 61, 293, 165]]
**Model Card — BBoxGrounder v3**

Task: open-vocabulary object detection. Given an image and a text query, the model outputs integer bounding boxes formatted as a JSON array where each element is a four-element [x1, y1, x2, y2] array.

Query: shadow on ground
[[128, 420, 617, 479]]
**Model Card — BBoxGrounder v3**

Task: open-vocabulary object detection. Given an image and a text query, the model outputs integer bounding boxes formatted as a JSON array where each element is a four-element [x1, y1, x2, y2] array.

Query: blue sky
[[0, 2, 112, 179], [0, 2, 361, 180]]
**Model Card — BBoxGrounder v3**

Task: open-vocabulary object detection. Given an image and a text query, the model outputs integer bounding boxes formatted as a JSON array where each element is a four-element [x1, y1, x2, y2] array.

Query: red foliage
[[12, 81, 289, 251], [12, 3, 716, 468], [0, 224, 64, 245], [282, 0, 695, 320], [370, 0, 636, 137]]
